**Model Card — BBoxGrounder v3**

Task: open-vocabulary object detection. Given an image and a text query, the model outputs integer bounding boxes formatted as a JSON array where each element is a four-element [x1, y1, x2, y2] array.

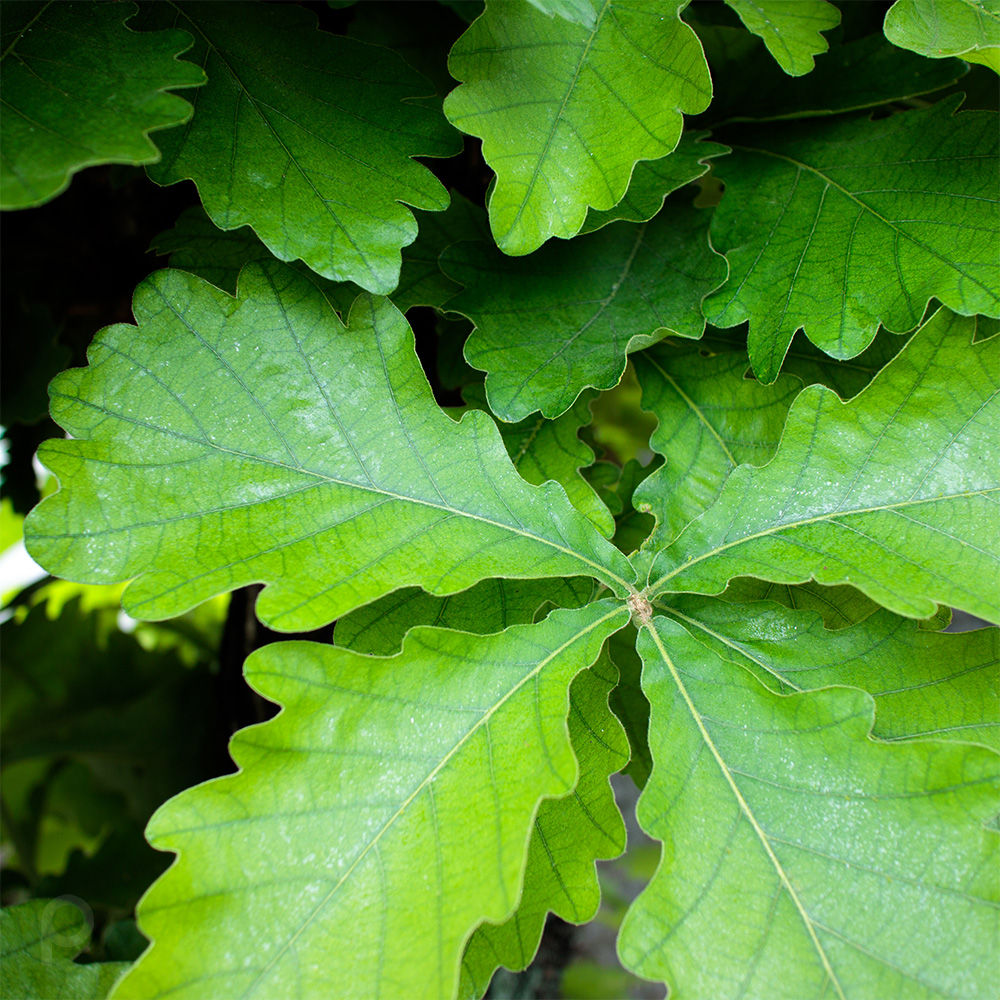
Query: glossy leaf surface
[[884, 0, 1000, 72], [706, 100, 1000, 381], [25, 262, 634, 631], [647, 309, 1000, 623], [134, 1, 458, 293], [114, 602, 629, 1000], [0, 1, 204, 209], [619, 615, 1000, 999], [443, 204, 726, 421], [444, 0, 712, 254], [724, 0, 840, 75]]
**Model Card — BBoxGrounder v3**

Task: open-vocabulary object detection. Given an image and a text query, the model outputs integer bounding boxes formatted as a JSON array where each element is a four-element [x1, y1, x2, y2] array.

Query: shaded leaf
[[458, 648, 627, 997], [717, 576, 882, 629], [0, 899, 127, 999], [133, 1, 458, 293], [462, 385, 614, 536], [619, 615, 1000, 998], [607, 623, 652, 787], [442, 203, 726, 421], [702, 29, 968, 125], [335, 576, 596, 656], [25, 261, 634, 632], [578, 131, 729, 234], [661, 596, 1000, 748], [724, 0, 841, 76], [633, 338, 803, 549], [885, 0, 1000, 73], [443, 0, 712, 254], [0, 1, 204, 209], [114, 602, 630, 1000], [706, 99, 1000, 382], [647, 309, 1000, 623]]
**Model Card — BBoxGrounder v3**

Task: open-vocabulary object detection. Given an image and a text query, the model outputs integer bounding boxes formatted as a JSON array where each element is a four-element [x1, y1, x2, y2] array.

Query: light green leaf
[[0, 1, 204, 209], [633, 338, 803, 549], [526, 0, 598, 29], [443, 0, 712, 254], [662, 597, 1000, 748], [132, 1, 458, 294], [335, 576, 597, 655], [578, 131, 729, 234], [150, 206, 360, 315], [717, 577, 882, 629], [705, 100, 1000, 382], [24, 261, 634, 631], [458, 647, 627, 998], [114, 601, 630, 1000], [646, 308, 1000, 623], [0, 899, 128, 999], [442, 204, 727, 421], [885, 0, 1000, 73], [462, 385, 614, 536], [619, 615, 1000, 998], [724, 0, 840, 76]]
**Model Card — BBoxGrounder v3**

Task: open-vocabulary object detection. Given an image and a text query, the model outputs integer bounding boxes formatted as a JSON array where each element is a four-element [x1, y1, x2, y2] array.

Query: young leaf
[[578, 131, 729, 234], [442, 204, 726, 421], [0, 899, 128, 999], [443, 0, 712, 254], [662, 597, 1000, 748], [884, 0, 1000, 73], [633, 338, 803, 548], [459, 648, 628, 997], [706, 100, 1000, 382], [646, 308, 1000, 623], [0, 1, 204, 209], [618, 615, 1000, 998], [114, 602, 630, 1000], [24, 262, 634, 630], [335, 576, 597, 655], [131, 1, 459, 294], [724, 0, 840, 76]]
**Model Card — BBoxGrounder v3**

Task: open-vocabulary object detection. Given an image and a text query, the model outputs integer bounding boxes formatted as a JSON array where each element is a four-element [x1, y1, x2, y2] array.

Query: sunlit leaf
[[884, 0, 1000, 73], [114, 602, 629, 1000], [723, 0, 840, 76]]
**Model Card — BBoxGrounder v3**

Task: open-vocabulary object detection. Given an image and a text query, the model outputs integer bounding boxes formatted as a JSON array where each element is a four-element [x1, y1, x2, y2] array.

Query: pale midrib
[[647, 487, 998, 596], [642, 621, 845, 1000], [47, 393, 635, 595], [240, 603, 629, 998]]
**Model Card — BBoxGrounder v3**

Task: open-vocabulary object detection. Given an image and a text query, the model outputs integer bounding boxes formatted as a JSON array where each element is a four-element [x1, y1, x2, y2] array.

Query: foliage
[[2, 1, 998, 999]]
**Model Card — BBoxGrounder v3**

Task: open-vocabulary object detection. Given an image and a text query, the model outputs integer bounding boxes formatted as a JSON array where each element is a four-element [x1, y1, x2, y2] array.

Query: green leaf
[[0, 1, 204, 210], [885, 0, 1000, 73], [662, 597, 1000, 749], [132, 1, 458, 293], [458, 647, 627, 997], [442, 203, 727, 421], [646, 308, 1000, 623], [462, 385, 614, 536], [607, 623, 652, 786], [113, 601, 630, 1000], [24, 261, 634, 631], [443, 0, 712, 254], [723, 0, 841, 76], [706, 100, 1000, 382], [578, 131, 729, 234], [618, 615, 1000, 998], [717, 577, 882, 629], [702, 29, 968, 125], [526, 0, 598, 29], [1, 900, 128, 1000], [633, 338, 803, 549], [150, 206, 360, 315], [335, 576, 597, 655]]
